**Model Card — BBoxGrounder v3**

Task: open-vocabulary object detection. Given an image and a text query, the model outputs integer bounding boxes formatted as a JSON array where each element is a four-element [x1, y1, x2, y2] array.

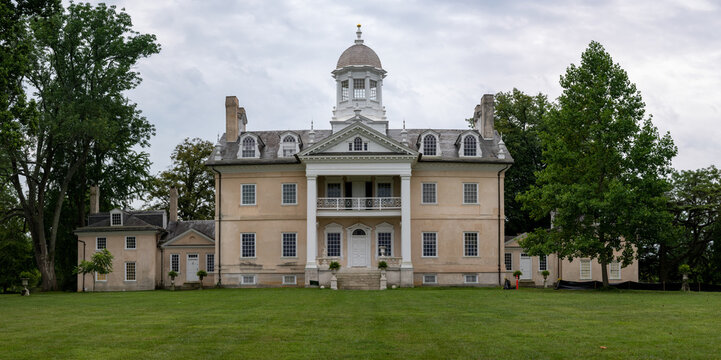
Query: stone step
[[336, 271, 381, 290]]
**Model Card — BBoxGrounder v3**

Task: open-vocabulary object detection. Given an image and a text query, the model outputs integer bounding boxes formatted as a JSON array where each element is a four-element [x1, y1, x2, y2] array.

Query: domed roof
[[335, 25, 383, 70], [336, 44, 382, 69]]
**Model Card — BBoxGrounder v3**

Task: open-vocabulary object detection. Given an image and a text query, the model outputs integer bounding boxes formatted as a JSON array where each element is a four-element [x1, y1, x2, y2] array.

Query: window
[[353, 78, 365, 99], [283, 275, 297, 285], [125, 262, 136, 281], [207, 254, 215, 273], [96, 237, 107, 250], [241, 233, 256, 258], [281, 135, 297, 157], [422, 183, 437, 204], [422, 134, 437, 156], [282, 233, 297, 257], [423, 274, 437, 284], [377, 232, 392, 256], [327, 183, 341, 198], [539, 255, 548, 271], [341, 80, 349, 101], [580, 259, 591, 280], [170, 254, 179, 273], [326, 232, 341, 257], [369, 80, 377, 100], [377, 183, 391, 198], [241, 137, 256, 158], [95, 273, 107, 281], [125, 236, 136, 250], [241, 275, 256, 285], [422, 232, 437, 257], [282, 183, 297, 205], [464, 274, 478, 284], [352, 137, 363, 151], [241, 184, 256, 205], [610, 261, 621, 280], [464, 232, 478, 257], [463, 135, 477, 156], [463, 183, 478, 204], [505, 253, 512, 271], [111, 212, 122, 226]]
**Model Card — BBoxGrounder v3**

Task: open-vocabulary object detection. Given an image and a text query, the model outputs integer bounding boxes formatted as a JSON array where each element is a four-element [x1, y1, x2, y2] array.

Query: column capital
[[306, 175, 318, 180], [400, 175, 411, 180]]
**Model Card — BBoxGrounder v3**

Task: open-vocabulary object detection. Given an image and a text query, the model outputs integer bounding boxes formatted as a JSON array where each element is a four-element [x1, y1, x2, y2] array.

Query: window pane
[[125, 262, 136, 281], [505, 253, 512, 271], [369, 80, 377, 100], [242, 137, 256, 158], [463, 136, 477, 156], [353, 137, 363, 151], [423, 135, 437, 156], [610, 261, 621, 279], [422, 232, 437, 257], [242, 233, 256, 258], [580, 259, 591, 280], [327, 183, 341, 198], [242, 184, 256, 205], [423, 274, 436, 284], [111, 213, 122, 225], [539, 255, 547, 271], [327, 233, 341, 257], [171, 254, 179, 272], [96, 273, 107, 281], [464, 232, 478, 257], [96, 237, 106, 250], [353, 79, 365, 98], [378, 232, 392, 256], [206, 254, 215, 272], [126, 236, 136, 249], [463, 183, 478, 204], [282, 184, 297, 204], [341, 80, 349, 101], [377, 183, 391, 198], [282, 233, 297, 257], [422, 183, 437, 204]]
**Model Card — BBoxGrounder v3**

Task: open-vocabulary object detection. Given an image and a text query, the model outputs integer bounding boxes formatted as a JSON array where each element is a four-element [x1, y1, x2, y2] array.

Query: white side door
[[187, 254, 199, 282], [520, 254, 532, 280]]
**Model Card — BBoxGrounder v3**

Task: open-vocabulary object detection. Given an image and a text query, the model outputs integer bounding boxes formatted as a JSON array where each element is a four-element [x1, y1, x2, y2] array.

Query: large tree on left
[[0, 2, 159, 290]]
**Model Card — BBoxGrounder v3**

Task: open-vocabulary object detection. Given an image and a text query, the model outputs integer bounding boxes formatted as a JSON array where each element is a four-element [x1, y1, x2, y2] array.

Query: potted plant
[[378, 261, 388, 290], [329, 261, 340, 290], [679, 264, 691, 292], [197, 270, 208, 290], [513, 270, 522, 290], [377, 260, 388, 272], [541, 270, 550, 288], [168, 270, 178, 291], [19, 271, 32, 296]]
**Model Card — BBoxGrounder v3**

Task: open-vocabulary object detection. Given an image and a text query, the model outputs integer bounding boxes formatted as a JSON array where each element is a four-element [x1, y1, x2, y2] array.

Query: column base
[[305, 266, 319, 287], [400, 266, 414, 288]]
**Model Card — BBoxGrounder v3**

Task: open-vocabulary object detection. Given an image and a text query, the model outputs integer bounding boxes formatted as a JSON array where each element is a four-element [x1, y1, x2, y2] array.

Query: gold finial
[[357, 24, 361, 28]]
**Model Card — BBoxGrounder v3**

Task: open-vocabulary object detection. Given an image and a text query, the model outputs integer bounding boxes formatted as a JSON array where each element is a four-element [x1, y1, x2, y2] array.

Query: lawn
[[0, 288, 719, 359]]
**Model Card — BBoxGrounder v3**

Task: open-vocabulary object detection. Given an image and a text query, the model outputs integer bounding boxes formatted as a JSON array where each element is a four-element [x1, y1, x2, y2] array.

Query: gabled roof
[[161, 220, 215, 246], [76, 210, 166, 234], [298, 121, 417, 158]]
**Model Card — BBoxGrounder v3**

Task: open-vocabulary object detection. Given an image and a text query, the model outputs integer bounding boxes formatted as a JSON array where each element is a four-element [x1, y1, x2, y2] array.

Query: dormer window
[[242, 137, 255, 157], [281, 135, 298, 157], [110, 210, 123, 226], [459, 133, 481, 157], [341, 80, 349, 101], [419, 132, 440, 157], [238, 135, 262, 159], [353, 79, 365, 99], [348, 136, 368, 151]]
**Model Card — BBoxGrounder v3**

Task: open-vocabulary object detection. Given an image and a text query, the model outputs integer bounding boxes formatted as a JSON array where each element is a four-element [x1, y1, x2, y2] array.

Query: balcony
[[316, 197, 402, 217]]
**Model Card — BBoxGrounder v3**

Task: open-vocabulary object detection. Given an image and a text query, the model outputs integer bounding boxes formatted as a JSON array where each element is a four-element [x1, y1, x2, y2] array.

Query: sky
[[92, 0, 720, 173]]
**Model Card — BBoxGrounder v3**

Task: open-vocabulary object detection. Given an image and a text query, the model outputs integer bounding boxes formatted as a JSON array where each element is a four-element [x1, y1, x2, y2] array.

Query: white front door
[[520, 254, 532, 280], [187, 254, 199, 281], [349, 229, 370, 267]]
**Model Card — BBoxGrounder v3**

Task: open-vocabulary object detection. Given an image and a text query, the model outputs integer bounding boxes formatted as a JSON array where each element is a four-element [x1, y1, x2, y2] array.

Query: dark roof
[[76, 210, 166, 234], [207, 127, 513, 165], [337, 44, 382, 69], [162, 220, 215, 243]]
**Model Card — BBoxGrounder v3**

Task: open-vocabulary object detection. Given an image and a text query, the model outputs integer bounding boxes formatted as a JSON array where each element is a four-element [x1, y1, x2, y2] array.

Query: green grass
[[1, 288, 719, 359]]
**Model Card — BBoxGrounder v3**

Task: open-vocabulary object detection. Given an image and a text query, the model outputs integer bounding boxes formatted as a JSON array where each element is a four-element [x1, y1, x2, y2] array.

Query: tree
[[147, 138, 215, 220], [74, 248, 113, 292], [1, 2, 159, 290], [518, 41, 676, 287]]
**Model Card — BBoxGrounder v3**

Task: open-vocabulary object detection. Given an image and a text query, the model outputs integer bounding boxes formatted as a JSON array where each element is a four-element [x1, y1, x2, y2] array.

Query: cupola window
[[353, 79, 365, 99], [242, 137, 256, 158], [463, 135, 477, 157], [369, 80, 377, 100], [341, 80, 349, 101]]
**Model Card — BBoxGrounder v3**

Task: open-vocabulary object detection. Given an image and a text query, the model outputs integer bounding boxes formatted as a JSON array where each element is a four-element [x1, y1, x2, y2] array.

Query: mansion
[[75, 25, 636, 291]]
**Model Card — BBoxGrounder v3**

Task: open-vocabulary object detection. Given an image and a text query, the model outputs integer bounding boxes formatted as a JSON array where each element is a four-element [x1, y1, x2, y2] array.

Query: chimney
[[89, 186, 99, 214], [225, 96, 239, 142], [169, 187, 178, 222], [480, 94, 495, 139]]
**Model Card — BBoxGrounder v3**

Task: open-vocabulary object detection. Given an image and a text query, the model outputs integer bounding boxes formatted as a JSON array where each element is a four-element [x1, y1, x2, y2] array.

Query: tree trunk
[[600, 260, 609, 288]]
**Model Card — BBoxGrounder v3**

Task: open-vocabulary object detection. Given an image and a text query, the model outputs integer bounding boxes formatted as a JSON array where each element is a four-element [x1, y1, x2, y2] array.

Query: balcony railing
[[317, 197, 401, 211]]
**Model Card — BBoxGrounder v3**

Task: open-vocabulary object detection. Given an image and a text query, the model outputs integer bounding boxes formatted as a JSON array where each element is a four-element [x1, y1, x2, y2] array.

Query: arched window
[[423, 134, 437, 156], [463, 135, 477, 156], [282, 135, 296, 157], [242, 137, 256, 158], [283, 135, 296, 143], [352, 229, 366, 236], [353, 137, 363, 151]]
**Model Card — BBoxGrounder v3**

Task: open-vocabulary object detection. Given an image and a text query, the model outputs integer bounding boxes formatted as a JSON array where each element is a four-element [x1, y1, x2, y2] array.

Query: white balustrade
[[316, 197, 401, 210]]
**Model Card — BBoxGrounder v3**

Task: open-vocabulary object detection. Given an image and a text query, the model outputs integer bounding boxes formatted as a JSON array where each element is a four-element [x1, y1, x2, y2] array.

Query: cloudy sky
[[95, 0, 719, 173]]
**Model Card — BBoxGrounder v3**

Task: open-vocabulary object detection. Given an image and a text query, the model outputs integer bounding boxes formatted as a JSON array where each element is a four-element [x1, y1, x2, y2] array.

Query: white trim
[[95, 272, 108, 282], [464, 274, 479, 284], [346, 223, 372, 268], [421, 182, 437, 205], [305, 162, 412, 177], [418, 130, 441, 157], [463, 231, 479, 257], [124, 262, 136, 282], [539, 254, 548, 271], [186, 253, 200, 282], [458, 131, 482, 158], [323, 223, 343, 258], [282, 275, 297, 285], [580, 259, 592, 280], [277, 132, 301, 158], [110, 209, 123, 226], [206, 253, 215, 273], [241, 274, 257, 285], [170, 254, 180, 274], [95, 236, 107, 251], [124, 236, 136, 250], [281, 183, 298, 205], [422, 274, 437, 284], [298, 121, 417, 158], [240, 184, 256, 206], [240, 233, 256, 258], [281, 232, 298, 258], [238, 133, 261, 159], [375, 222, 394, 258], [421, 232, 438, 258], [609, 261, 621, 280], [462, 183, 479, 204], [161, 228, 215, 247]]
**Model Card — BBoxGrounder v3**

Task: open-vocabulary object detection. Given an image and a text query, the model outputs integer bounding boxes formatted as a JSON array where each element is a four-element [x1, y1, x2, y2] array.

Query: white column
[[401, 175, 412, 268], [306, 175, 318, 269]]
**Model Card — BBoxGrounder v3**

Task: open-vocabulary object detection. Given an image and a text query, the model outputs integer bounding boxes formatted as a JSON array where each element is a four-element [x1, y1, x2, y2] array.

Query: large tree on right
[[518, 41, 677, 287]]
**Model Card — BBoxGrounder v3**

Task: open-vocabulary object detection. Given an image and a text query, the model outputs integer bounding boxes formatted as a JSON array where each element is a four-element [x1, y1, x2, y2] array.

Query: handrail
[[317, 197, 401, 210]]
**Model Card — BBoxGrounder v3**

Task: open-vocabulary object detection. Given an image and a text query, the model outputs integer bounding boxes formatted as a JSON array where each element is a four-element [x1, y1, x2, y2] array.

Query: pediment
[[298, 122, 417, 158], [162, 229, 215, 247]]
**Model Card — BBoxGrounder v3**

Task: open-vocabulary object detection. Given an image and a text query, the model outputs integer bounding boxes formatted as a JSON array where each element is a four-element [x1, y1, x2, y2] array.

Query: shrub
[[19, 270, 41, 288], [329, 261, 340, 271], [541, 270, 550, 279], [678, 264, 691, 275], [378, 261, 388, 270], [197, 270, 208, 281], [168, 270, 178, 280], [513, 270, 523, 278]]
